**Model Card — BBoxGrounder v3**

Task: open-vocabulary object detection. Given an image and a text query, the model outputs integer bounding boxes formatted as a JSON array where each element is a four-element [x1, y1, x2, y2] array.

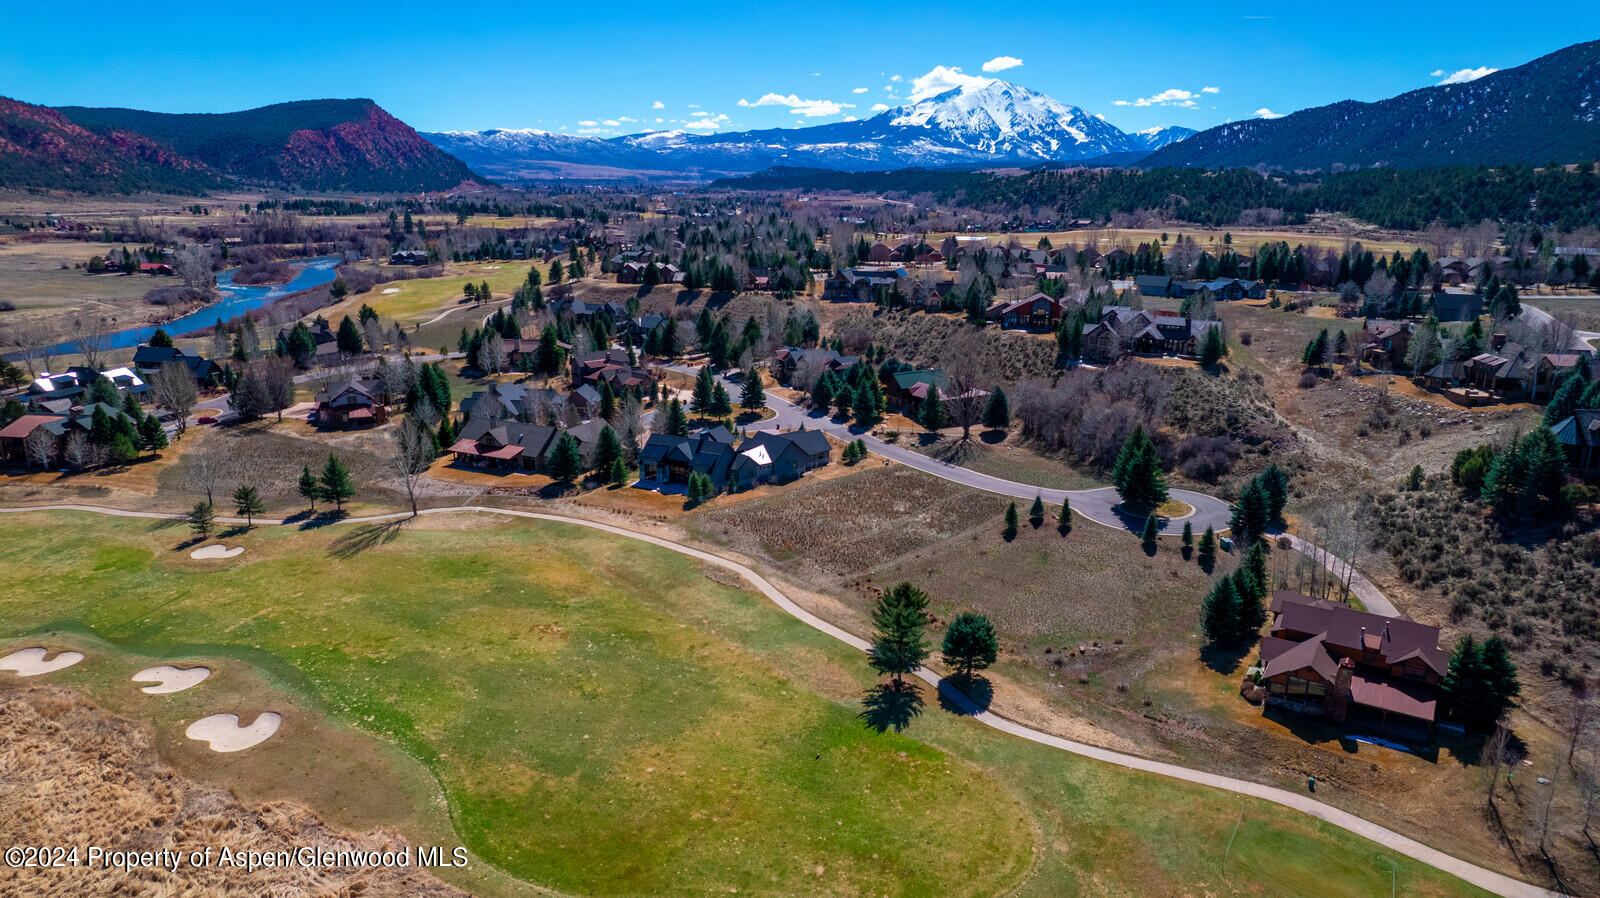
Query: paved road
[[1277, 533, 1398, 618], [668, 365, 1233, 537], [0, 501, 1563, 898]]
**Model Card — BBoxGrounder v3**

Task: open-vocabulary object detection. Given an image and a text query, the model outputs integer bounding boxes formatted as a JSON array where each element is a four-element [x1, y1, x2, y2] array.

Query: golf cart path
[[0, 502, 1559, 898]]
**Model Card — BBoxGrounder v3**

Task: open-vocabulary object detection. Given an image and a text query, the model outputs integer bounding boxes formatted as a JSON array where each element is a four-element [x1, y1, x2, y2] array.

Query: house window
[[1306, 681, 1328, 697], [1268, 680, 1287, 694]]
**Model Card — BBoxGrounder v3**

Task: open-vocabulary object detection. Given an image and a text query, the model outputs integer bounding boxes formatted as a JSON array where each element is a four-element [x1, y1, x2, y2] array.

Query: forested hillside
[[719, 164, 1600, 231]]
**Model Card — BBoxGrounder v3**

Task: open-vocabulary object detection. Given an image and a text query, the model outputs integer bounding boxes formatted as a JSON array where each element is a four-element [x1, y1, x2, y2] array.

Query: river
[[44, 254, 345, 358]]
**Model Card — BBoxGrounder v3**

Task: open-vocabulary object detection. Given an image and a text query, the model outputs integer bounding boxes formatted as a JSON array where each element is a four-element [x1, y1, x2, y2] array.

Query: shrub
[[1297, 370, 1319, 389], [1238, 331, 1253, 346]]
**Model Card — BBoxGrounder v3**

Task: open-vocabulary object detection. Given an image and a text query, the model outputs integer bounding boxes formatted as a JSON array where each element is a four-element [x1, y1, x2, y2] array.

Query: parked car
[[196, 416, 218, 425]]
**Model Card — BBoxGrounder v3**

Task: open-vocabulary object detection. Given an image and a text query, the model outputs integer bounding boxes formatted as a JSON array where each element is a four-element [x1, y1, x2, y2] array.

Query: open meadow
[[0, 509, 1489, 898]]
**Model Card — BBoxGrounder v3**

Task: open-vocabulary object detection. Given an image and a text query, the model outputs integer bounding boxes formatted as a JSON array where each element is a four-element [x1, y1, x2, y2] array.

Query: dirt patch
[[0, 686, 465, 897]]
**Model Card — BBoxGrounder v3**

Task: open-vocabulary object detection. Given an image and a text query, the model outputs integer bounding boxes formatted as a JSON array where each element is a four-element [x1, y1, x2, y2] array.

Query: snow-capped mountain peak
[[423, 78, 1185, 179]]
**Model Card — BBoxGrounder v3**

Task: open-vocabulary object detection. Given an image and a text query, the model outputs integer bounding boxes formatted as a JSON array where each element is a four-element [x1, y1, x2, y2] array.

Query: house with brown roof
[[1259, 592, 1447, 739], [984, 293, 1074, 331], [314, 377, 389, 428], [1552, 409, 1600, 475]]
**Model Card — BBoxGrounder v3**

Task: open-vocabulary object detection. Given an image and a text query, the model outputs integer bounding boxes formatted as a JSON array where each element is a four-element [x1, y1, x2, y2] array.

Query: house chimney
[[1491, 332, 1507, 351]]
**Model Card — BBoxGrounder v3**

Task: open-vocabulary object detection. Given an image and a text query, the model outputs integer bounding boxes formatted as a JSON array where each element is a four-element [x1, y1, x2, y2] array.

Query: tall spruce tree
[[1111, 425, 1168, 511]]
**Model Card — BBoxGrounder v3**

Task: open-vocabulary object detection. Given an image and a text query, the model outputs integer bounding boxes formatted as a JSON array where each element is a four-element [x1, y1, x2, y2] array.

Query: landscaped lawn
[[0, 511, 1490, 898]]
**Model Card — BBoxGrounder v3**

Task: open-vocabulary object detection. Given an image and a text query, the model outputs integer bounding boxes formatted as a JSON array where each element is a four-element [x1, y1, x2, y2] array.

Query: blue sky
[[3, 2, 1593, 137]]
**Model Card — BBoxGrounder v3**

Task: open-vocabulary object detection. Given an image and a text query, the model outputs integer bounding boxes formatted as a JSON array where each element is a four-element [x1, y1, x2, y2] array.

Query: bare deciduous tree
[[150, 363, 198, 436], [259, 357, 296, 422], [23, 427, 56, 469], [1484, 724, 1512, 808], [69, 314, 111, 371], [61, 430, 93, 471], [184, 439, 232, 506], [390, 416, 435, 517]]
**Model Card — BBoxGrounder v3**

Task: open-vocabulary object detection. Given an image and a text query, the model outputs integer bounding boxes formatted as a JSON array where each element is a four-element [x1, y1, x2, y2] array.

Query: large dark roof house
[[637, 426, 737, 488], [132, 344, 220, 385], [447, 418, 557, 472], [983, 292, 1074, 331], [314, 376, 389, 428], [1260, 592, 1447, 740], [770, 346, 859, 384]]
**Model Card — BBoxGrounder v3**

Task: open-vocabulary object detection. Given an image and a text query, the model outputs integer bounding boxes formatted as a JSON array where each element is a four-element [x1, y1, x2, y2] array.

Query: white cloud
[[981, 55, 1023, 73], [737, 93, 854, 117], [654, 117, 663, 123], [1253, 107, 1284, 119], [692, 110, 711, 116], [576, 128, 608, 134], [652, 100, 665, 109], [577, 120, 597, 127], [682, 118, 723, 131], [1201, 86, 1220, 94], [1436, 66, 1498, 85], [1430, 69, 1444, 77], [908, 65, 995, 101], [602, 120, 620, 127], [618, 116, 637, 122], [809, 71, 821, 76], [1114, 88, 1201, 108], [852, 87, 868, 94], [890, 74, 902, 82], [870, 103, 890, 112], [842, 115, 858, 121], [687, 103, 701, 109]]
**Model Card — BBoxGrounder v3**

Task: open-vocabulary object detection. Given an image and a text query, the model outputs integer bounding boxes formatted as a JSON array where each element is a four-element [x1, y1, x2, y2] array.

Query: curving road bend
[[0, 502, 1563, 898]]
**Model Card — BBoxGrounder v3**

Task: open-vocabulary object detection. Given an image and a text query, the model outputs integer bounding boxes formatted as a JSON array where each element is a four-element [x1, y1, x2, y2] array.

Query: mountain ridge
[[1143, 40, 1600, 170]]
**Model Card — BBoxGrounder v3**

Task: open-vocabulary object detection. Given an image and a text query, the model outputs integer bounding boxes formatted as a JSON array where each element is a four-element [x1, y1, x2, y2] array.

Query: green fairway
[[0, 511, 1490, 897]]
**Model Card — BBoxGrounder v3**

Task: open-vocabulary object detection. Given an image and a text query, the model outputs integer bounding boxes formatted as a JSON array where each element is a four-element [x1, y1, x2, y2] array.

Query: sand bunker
[[131, 665, 211, 694], [0, 647, 85, 677], [381, 287, 401, 294], [186, 712, 281, 752], [191, 545, 244, 560]]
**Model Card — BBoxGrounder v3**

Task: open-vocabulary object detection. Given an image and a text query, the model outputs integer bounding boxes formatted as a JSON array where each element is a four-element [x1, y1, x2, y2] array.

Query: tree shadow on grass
[[327, 520, 403, 559], [936, 673, 994, 715], [860, 680, 924, 733], [1199, 642, 1252, 676], [296, 509, 350, 530], [147, 517, 185, 533], [979, 429, 1007, 444]]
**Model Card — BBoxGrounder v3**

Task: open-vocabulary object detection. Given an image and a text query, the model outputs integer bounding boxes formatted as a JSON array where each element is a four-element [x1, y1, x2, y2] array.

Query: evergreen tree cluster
[[1441, 635, 1520, 732], [1200, 542, 1270, 648], [1229, 465, 1288, 541], [1110, 426, 1168, 512]]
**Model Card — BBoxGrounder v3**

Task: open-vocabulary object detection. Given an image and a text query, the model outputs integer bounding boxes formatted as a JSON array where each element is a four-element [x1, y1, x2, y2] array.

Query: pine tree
[[941, 612, 998, 678], [869, 583, 930, 684], [811, 371, 836, 411], [1200, 576, 1241, 646], [592, 426, 623, 476], [1111, 425, 1168, 511], [1198, 325, 1226, 366], [919, 387, 945, 431], [665, 398, 689, 436], [692, 366, 715, 414], [709, 382, 733, 419], [852, 382, 878, 425], [297, 465, 319, 512], [598, 381, 617, 421], [1057, 498, 1071, 534], [1141, 514, 1159, 551], [188, 501, 215, 539], [1230, 479, 1270, 541], [232, 485, 264, 528], [138, 414, 167, 452], [740, 371, 766, 410], [1181, 521, 1194, 553], [318, 454, 355, 510], [1197, 526, 1217, 569], [548, 432, 583, 484], [1029, 494, 1045, 522], [1003, 501, 1018, 537], [983, 388, 1010, 430], [1259, 465, 1290, 522]]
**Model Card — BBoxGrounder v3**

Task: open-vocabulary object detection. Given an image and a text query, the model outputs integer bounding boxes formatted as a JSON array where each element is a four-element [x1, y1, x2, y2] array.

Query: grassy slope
[[0, 511, 1488, 897]]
